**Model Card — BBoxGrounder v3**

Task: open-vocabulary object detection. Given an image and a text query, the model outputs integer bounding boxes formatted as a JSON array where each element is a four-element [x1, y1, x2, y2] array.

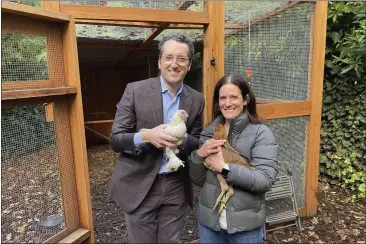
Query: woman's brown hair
[[212, 74, 261, 124]]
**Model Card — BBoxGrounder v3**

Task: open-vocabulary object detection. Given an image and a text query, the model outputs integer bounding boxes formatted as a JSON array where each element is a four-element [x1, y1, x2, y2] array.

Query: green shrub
[[320, 2, 366, 199]]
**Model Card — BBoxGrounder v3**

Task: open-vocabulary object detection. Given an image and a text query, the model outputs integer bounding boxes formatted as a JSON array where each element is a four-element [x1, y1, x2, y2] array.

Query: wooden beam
[[1, 87, 77, 100], [1, 1, 69, 22], [75, 19, 203, 29], [84, 120, 113, 125], [202, 1, 225, 126], [45, 102, 55, 122], [115, 1, 196, 67], [2, 80, 55, 91], [58, 228, 90, 244], [78, 43, 157, 50], [141, 1, 196, 45], [41, 1, 60, 11], [85, 126, 110, 142], [257, 101, 311, 120], [59, 4, 209, 25], [61, 17, 95, 243], [305, 1, 328, 217]]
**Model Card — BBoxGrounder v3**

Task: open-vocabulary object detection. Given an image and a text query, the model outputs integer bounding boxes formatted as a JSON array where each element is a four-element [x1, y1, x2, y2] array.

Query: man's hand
[[197, 139, 225, 158], [141, 124, 180, 149]]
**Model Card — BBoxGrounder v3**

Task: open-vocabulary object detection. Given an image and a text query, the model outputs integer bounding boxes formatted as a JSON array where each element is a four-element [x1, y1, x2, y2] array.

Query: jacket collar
[[228, 112, 250, 135], [204, 112, 250, 137], [148, 77, 191, 126]]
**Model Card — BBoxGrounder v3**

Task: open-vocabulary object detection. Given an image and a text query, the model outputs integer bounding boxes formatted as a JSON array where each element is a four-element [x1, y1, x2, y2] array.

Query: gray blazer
[[109, 77, 204, 213]]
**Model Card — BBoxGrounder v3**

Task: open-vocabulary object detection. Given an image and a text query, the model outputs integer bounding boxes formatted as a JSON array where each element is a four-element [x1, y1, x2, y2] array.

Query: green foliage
[[1, 34, 48, 81], [1, 105, 56, 161], [320, 2, 366, 199]]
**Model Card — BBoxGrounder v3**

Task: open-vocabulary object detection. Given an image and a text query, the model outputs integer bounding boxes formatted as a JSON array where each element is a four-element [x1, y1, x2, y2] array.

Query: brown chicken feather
[[206, 123, 251, 213]]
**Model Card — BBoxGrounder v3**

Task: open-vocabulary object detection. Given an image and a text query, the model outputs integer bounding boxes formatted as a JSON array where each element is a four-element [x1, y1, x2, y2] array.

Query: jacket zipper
[[227, 119, 235, 145]]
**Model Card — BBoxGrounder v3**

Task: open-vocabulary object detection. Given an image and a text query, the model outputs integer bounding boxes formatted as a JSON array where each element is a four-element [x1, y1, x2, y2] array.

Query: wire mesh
[[61, 0, 204, 11], [7, 0, 42, 8], [1, 33, 49, 82], [225, 2, 315, 102], [2, 13, 66, 90], [1, 103, 79, 243], [225, 1, 285, 24], [264, 116, 309, 212]]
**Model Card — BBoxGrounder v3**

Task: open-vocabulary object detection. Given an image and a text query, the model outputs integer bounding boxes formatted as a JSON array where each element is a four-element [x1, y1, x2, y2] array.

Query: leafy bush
[[320, 2, 366, 199]]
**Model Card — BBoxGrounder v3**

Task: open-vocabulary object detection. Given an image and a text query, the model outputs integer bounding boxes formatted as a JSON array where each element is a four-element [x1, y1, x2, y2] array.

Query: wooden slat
[[142, 1, 196, 45], [1, 87, 77, 100], [257, 101, 311, 120], [61, 17, 95, 243], [78, 43, 156, 50], [85, 126, 110, 142], [84, 119, 113, 125], [58, 228, 90, 244], [45, 102, 55, 122], [59, 4, 209, 24], [75, 19, 203, 29], [305, 1, 328, 217], [202, 1, 225, 126], [115, 1, 196, 67], [41, 1, 60, 11], [1, 1, 69, 22], [2, 80, 56, 91], [54, 100, 81, 237]]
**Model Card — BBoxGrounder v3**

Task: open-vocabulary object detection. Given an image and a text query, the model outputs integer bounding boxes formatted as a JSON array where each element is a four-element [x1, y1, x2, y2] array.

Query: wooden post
[[202, 1, 225, 126], [305, 1, 328, 217], [41, 1, 60, 11], [61, 17, 95, 242], [42, 2, 94, 241]]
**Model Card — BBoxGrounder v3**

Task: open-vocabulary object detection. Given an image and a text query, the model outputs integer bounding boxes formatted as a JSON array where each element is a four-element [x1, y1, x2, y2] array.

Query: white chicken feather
[[163, 110, 189, 172]]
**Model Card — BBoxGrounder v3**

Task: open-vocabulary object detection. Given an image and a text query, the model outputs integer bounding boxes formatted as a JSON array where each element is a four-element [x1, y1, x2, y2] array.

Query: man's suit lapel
[[179, 85, 192, 119], [149, 78, 164, 127]]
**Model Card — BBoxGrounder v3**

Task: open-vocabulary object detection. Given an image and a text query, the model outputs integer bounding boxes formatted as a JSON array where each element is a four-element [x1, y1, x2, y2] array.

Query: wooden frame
[[1, 2, 94, 243], [14, 2, 327, 241], [55, 0, 326, 218], [59, 4, 209, 25], [305, 1, 328, 216]]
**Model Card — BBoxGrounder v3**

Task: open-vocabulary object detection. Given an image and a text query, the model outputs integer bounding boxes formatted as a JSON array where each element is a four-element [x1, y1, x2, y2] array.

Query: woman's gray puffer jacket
[[189, 112, 279, 234]]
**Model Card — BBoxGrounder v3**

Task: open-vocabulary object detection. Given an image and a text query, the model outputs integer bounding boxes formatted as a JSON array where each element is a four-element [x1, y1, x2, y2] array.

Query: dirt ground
[[88, 145, 365, 243]]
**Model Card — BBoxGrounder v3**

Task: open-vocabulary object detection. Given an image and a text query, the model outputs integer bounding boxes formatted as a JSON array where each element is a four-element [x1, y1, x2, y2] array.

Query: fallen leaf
[[17, 224, 27, 233], [311, 217, 319, 225]]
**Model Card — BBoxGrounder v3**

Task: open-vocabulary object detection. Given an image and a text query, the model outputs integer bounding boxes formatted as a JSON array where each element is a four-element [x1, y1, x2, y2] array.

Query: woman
[[189, 74, 279, 243]]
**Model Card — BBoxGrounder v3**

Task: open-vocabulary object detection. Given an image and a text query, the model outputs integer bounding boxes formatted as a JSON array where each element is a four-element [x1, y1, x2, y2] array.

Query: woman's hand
[[205, 147, 226, 172], [197, 139, 225, 158]]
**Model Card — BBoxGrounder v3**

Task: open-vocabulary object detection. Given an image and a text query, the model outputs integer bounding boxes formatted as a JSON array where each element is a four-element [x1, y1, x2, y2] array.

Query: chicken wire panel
[[62, 0, 203, 11], [1, 102, 80, 243], [1, 13, 66, 90], [225, 1, 286, 24], [264, 116, 309, 213], [225, 2, 315, 102]]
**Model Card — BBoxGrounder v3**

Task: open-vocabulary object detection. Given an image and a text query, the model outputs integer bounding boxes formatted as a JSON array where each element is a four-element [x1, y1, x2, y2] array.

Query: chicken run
[[1, 1, 329, 243]]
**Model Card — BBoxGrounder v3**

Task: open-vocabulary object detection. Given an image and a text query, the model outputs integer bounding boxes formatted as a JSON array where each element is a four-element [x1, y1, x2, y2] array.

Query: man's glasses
[[160, 55, 190, 65]]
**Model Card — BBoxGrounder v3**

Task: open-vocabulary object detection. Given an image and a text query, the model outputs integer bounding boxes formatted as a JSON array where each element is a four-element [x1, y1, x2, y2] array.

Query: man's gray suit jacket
[[108, 77, 204, 213]]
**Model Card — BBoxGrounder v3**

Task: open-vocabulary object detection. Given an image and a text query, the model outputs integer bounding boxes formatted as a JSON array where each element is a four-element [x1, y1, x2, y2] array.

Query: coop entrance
[[73, 8, 205, 145]]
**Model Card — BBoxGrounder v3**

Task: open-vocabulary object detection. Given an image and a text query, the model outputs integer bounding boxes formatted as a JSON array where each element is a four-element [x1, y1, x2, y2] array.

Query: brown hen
[[204, 123, 251, 213]]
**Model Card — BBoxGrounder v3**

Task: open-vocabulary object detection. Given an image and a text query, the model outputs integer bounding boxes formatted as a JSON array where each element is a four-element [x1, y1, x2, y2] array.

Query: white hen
[[164, 110, 189, 172]]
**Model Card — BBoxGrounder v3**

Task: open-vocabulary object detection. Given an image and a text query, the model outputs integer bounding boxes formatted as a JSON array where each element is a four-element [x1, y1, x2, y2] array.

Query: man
[[108, 34, 204, 243]]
